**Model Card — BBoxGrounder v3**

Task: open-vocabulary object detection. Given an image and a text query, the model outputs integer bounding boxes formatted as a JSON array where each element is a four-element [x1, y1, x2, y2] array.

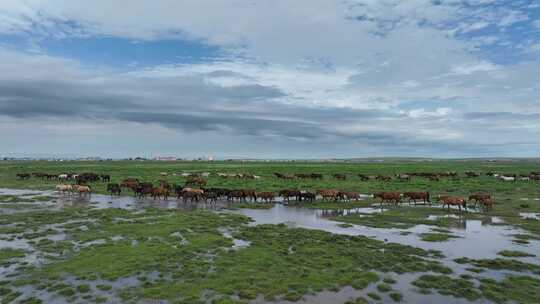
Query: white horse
[[499, 175, 515, 182]]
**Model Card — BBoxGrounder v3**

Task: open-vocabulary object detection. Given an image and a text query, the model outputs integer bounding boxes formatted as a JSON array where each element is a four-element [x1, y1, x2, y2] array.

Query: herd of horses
[[14, 170, 507, 212], [17, 172, 110, 183]]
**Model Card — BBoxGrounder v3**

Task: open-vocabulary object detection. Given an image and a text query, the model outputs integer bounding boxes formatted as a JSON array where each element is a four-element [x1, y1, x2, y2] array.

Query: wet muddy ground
[[1, 188, 539, 303]]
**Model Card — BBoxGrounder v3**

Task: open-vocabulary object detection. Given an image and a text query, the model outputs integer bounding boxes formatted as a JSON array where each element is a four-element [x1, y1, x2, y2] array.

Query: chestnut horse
[[438, 195, 467, 212], [316, 189, 340, 201], [151, 187, 169, 200], [468, 193, 491, 208]]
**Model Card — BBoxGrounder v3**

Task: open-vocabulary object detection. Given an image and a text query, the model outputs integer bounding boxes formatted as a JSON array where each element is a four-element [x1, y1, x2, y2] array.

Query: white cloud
[[0, 1, 539, 156]]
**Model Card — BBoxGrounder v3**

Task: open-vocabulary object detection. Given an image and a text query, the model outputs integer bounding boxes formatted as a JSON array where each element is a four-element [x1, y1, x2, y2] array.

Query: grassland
[[0, 159, 539, 303]]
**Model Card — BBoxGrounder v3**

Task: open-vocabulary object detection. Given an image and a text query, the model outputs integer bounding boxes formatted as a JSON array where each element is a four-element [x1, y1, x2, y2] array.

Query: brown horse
[[182, 188, 204, 203], [468, 193, 491, 208], [256, 192, 275, 203], [438, 195, 467, 212], [151, 187, 169, 200], [403, 192, 430, 205], [279, 189, 301, 202], [479, 197, 494, 211], [316, 189, 340, 201], [120, 181, 139, 192], [228, 190, 246, 202], [333, 174, 347, 180], [373, 192, 401, 205], [340, 191, 361, 201], [75, 185, 91, 196]]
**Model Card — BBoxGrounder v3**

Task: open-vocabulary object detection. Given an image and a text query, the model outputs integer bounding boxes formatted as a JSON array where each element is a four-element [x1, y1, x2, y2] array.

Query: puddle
[[520, 212, 540, 220], [229, 204, 540, 263]]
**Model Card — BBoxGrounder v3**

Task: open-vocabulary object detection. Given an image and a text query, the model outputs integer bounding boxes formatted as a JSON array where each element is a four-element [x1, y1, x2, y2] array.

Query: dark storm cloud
[[0, 71, 398, 143]]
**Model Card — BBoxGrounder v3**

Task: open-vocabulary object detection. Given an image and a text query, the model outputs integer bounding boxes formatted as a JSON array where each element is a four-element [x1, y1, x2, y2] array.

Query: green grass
[[497, 250, 535, 258], [3, 206, 452, 303], [419, 232, 460, 242], [1, 159, 540, 302]]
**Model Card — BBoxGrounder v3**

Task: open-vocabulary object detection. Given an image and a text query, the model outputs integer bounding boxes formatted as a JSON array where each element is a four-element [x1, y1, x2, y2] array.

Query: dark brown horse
[[373, 192, 401, 205], [279, 189, 301, 202], [107, 183, 121, 196], [403, 192, 430, 205], [256, 191, 275, 203]]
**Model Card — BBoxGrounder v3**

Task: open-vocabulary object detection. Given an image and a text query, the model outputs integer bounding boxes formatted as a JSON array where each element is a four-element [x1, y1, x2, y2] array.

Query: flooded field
[[1, 186, 539, 304]]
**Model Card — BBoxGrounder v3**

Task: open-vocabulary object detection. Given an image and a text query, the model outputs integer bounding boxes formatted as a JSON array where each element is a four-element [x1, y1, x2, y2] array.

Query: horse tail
[[426, 192, 430, 202]]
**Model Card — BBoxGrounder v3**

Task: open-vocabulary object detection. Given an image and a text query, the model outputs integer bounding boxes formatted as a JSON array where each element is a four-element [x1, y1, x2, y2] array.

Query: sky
[[0, 0, 539, 159]]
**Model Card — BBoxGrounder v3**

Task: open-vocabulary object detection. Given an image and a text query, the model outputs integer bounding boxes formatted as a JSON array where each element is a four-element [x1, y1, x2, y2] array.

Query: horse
[[499, 175, 516, 182], [228, 190, 246, 202], [136, 183, 154, 199], [396, 174, 411, 181], [333, 174, 346, 180], [340, 191, 360, 202], [375, 175, 392, 182], [100, 174, 111, 182], [58, 174, 69, 181], [479, 198, 494, 211], [358, 174, 370, 181], [465, 171, 480, 178], [76, 185, 92, 197], [373, 192, 401, 206], [242, 190, 257, 202], [256, 192, 275, 203], [182, 188, 204, 203], [202, 191, 218, 204], [151, 187, 169, 200], [184, 177, 207, 187], [55, 184, 72, 195], [279, 189, 301, 203], [468, 193, 491, 208], [106, 183, 121, 196], [16, 173, 31, 180], [316, 189, 340, 201], [403, 192, 430, 205], [299, 191, 316, 203], [120, 181, 139, 192], [438, 195, 467, 212]]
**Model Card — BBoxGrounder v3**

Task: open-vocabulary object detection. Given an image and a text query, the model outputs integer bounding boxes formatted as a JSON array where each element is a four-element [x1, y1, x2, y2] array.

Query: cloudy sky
[[0, 0, 539, 159]]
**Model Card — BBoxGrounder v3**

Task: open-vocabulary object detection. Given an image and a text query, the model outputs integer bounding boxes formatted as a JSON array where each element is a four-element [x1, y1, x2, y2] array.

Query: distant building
[[154, 156, 177, 161]]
